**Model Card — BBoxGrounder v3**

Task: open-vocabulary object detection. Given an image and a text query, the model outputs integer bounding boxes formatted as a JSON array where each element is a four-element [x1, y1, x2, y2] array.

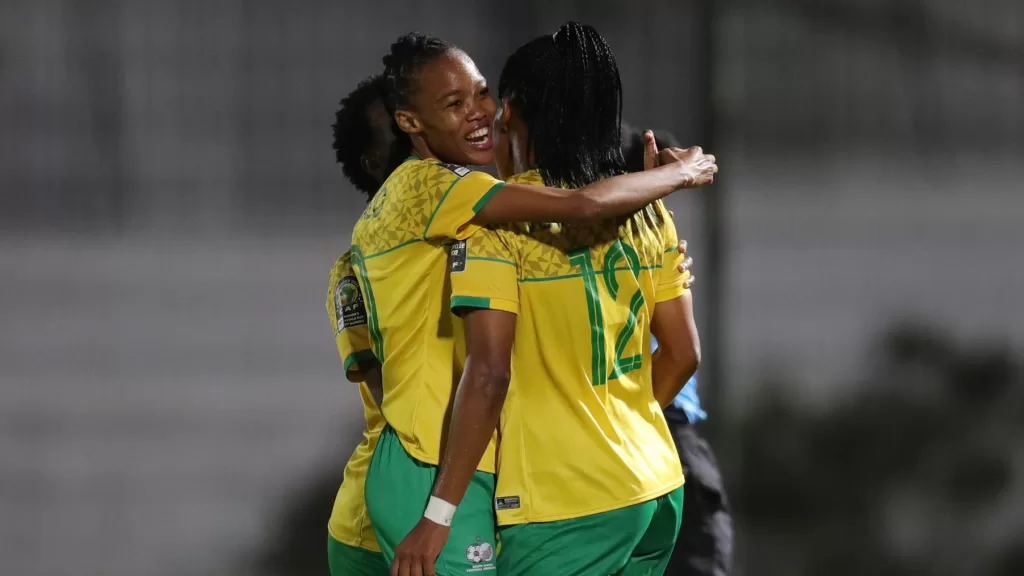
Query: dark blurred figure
[[623, 123, 734, 576]]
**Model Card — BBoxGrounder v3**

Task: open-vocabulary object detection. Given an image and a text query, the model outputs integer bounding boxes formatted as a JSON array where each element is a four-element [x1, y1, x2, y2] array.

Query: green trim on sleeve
[[450, 295, 492, 311], [472, 182, 506, 213], [343, 349, 378, 373]]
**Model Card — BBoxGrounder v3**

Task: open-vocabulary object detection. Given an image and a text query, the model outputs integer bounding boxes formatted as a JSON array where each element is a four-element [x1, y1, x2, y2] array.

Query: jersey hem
[[495, 476, 685, 526], [398, 436, 497, 475], [327, 524, 382, 553]]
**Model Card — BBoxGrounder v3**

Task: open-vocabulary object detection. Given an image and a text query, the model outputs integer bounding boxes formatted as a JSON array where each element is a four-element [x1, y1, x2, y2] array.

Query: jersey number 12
[[568, 241, 646, 386]]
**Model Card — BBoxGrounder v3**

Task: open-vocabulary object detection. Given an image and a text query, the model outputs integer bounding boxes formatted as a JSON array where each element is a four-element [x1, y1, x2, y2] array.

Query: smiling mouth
[[465, 127, 492, 150]]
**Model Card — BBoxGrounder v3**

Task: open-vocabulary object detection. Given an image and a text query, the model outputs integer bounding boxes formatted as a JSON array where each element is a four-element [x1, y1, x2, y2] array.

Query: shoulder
[[454, 226, 520, 267], [328, 251, 354, 282], [410, 159, 499, 195], [507, 170, 545, 187]]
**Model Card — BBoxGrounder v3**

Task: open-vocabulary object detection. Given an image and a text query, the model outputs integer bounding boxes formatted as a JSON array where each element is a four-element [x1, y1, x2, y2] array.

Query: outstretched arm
[[474, 137, 717, 225]]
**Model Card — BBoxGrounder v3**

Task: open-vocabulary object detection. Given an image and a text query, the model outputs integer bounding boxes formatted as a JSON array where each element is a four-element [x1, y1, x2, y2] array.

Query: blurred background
[[2, 0, 1022, 574]]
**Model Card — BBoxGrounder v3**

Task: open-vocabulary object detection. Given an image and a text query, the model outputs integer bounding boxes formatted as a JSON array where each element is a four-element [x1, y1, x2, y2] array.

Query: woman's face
[[492, 98, 530, 180], [394, 50, 497, 167]]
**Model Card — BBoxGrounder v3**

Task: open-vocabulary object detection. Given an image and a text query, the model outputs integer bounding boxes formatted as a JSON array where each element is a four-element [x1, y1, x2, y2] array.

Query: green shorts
[[497, 486, 684, 576], [327, 534, 388, 576], [365, 425, 498, 575]]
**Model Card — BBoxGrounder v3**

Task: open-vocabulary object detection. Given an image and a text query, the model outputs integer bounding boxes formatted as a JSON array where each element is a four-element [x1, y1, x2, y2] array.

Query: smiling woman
[[351, 31, 717, 576]]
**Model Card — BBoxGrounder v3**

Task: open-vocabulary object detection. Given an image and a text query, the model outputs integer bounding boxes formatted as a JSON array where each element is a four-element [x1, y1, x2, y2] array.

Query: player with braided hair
[[393, 22, 713, 575], [324, 74, 398, 576], [332, 74, 396, 201], [354, 30, 716, 576]]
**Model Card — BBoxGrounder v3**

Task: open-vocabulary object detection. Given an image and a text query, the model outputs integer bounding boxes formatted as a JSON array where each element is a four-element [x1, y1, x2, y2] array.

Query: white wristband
[[423, 496, 457, 527]]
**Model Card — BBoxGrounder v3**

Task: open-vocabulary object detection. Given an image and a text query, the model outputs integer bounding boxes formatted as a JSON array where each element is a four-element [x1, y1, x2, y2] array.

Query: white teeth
[[467, 127, 489, 140]]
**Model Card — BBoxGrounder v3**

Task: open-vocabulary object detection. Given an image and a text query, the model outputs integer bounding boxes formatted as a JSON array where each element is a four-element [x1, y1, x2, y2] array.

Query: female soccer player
[[324, 74, 394, 576], [352, 32, 716, 576], [400, 22, 706, 575]]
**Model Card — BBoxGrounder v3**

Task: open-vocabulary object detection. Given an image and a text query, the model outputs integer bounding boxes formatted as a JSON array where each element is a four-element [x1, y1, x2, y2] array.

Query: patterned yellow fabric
[[350, 157, 505, 472], [449, 170, 688, 526]]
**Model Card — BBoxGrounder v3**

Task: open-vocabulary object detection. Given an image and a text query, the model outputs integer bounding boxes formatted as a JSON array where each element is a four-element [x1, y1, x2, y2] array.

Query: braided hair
[[498, 21, 626, 189], [380, 32, 456, 171], [332, 74, 388, 199]]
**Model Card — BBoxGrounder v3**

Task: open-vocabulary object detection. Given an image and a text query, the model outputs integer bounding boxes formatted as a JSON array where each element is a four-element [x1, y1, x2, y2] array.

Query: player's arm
[[389, 310, 514, 575], [327, 253, 382, 404], [425, 139, 715, 241], [390, 230, 518, 575], [475, 135, 716, 225], [432, 308, 514, 499], [651, 291, 701, 408], [650, 205, 701, 407]]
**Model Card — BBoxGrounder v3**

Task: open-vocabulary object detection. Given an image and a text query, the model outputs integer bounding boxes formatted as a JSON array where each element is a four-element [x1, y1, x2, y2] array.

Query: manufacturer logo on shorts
[[465, 536, 495, 572]]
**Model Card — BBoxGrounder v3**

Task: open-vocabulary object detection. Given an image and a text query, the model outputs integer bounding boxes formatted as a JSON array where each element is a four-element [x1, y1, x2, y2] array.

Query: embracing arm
[[473, 143, 717, 225], [651, 290, 701, 408]]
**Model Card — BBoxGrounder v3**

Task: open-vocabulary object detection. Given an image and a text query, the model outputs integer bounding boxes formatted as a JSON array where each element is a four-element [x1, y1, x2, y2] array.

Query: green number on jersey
[[570, 240, 646, 386], [349, 246, 386, 362], [568, 249, 608, 386]]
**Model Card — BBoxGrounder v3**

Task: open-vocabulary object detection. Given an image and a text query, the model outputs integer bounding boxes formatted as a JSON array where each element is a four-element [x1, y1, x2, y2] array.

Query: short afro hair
[[332, 74, 388, 198], [621, 123, 682, 174]]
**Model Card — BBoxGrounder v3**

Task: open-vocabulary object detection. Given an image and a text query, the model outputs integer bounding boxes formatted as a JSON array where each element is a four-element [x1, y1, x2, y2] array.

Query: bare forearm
[[652, 348, 698, 408], [570, 164, 691, 222], [431, 367, 509, 504]]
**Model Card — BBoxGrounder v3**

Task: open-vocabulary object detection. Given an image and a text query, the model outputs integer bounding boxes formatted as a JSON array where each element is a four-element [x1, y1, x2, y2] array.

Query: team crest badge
[[334, 276, 367, 330], [466, 536, 494, 566]]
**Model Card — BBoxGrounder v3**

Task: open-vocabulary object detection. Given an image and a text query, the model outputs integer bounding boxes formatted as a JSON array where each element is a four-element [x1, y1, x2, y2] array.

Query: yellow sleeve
[[423, 163, 506, 241], [449, 228, 520, 315], [655, 204, 690, 304], [326, 253, 377, 381]]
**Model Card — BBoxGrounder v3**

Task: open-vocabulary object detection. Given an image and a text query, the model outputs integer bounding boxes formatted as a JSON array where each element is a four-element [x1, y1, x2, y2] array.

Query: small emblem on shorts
[[450, 240, 467, 273], [494, 496, 520, 510], [466, 537, 494, 564]]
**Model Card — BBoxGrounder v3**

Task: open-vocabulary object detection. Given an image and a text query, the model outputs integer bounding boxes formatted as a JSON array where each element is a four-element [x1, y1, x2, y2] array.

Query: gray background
[[2, 0, 1022, 574]]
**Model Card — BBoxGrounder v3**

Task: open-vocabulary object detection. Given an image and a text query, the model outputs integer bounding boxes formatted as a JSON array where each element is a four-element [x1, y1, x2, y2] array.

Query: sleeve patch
[[439, 162, 472, 178], [334, 276, 368, 329], [450, 240, 467, 273]]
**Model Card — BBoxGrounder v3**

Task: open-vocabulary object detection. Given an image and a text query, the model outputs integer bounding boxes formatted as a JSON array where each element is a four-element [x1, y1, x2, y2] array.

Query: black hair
[[380, 32, 456, 170], [332, 74, 388, 199], [498, 21, 626, 188], [620, 123, 682, 174]]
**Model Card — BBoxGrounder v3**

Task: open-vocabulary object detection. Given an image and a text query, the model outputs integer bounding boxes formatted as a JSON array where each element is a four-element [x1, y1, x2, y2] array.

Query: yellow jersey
[[325, 251, 384, 551], [448, 170, 688, 525], [350, 157, 506, 473]]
